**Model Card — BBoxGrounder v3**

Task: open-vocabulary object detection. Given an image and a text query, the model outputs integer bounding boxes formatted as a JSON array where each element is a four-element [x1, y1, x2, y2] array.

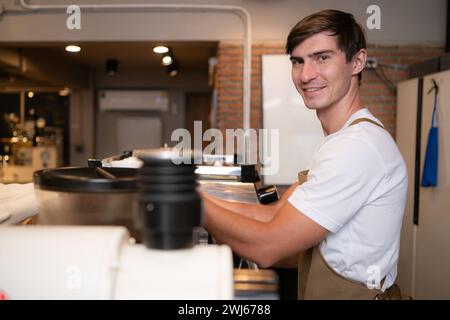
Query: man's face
[[290, 32, 355, 111]]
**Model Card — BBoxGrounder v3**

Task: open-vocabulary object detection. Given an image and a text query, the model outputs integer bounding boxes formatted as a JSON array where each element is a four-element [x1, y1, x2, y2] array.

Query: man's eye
[[291, 59, 302, 65], [319, 55, 330, 61]]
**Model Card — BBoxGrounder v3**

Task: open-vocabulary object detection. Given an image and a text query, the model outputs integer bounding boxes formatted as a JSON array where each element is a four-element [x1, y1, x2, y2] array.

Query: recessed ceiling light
[[106, 59, 119, 76], [162, 55, 173, 66], [27, 91, 34, 98], [65, 45, 81, 53], [59, 87, 71, 96], [167, 60, 179, 77], [153, 46, 169, 54]]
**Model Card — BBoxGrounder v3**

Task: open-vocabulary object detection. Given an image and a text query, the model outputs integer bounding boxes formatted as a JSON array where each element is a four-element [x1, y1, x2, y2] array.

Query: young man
[[201, 10, 407, 299]]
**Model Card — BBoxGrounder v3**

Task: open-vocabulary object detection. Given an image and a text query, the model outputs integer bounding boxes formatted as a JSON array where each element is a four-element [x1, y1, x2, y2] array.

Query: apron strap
[[297, 248, 313, 300], [349, 117, 384, 129]]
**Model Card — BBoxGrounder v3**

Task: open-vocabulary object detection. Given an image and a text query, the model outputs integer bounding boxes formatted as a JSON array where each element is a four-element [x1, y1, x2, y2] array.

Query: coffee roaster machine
[[0, 149, 279, 300]]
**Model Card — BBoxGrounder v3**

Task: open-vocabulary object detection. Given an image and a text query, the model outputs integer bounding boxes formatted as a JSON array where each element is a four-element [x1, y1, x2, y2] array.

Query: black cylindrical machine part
[[137, 150, 201, 250]]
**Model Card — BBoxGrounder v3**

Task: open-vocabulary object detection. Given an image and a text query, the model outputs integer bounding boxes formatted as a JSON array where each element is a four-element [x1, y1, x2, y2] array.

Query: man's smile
[[302, 85, 327, 94]]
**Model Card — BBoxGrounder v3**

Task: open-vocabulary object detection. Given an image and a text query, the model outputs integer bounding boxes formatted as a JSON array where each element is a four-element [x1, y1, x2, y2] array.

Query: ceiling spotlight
[[27, 91, 34, 98], [162, 55, 173, 66], [153, 46, 169, 54], [65, 45, 81, 53], [166, 59, 179, 77], [106, 59, 119, 76], [58, 87, 71, 96]]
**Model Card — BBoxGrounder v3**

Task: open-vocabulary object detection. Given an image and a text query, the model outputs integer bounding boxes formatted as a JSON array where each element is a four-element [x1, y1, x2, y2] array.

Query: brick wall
[[216, 42, 284, 131], [216, 42, 444, 138], [361, 44, 444, 136]]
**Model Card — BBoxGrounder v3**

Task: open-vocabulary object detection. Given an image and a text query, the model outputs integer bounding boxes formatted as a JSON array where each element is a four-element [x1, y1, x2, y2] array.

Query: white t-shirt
[[288, 108, 408, 290]]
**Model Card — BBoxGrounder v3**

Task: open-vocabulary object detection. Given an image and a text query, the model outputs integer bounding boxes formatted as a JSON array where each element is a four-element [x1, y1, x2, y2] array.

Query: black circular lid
[[33, 167, 138, 192]]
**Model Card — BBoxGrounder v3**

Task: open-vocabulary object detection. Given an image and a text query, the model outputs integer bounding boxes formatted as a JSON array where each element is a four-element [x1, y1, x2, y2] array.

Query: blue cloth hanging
[[421, 84, 439, 187]]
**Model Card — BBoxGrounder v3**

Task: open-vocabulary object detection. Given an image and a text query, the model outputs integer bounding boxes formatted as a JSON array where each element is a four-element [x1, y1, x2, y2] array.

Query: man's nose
[[300, 61, 318, 83]]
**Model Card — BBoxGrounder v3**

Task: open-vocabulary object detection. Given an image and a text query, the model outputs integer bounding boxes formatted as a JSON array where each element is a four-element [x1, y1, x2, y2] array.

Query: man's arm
[[203, 195, 328, 268], [201, 181, 299, 222], [202, 193, 275, 222]]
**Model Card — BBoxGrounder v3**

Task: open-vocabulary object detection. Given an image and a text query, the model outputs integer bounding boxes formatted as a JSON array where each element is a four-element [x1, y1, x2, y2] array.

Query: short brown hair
[[286, 10, 366, 82]]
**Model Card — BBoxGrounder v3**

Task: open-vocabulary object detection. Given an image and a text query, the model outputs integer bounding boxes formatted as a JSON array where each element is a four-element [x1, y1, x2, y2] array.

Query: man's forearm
[[202, 184, 328, 268], [203, 197, 272, 265], [202, 181, 299, 222], [205, 196, 275, 222]]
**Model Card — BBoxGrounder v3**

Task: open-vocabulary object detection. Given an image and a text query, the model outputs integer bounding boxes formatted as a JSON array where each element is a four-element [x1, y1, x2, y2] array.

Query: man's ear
[[352, 48, 367, 76]]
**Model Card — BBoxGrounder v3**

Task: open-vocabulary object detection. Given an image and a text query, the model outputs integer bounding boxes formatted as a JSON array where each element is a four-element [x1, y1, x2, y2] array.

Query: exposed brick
[[218, 95, 242, 103], [220, 89, 243, 96], [218, 71, 242, 77], [220, 56, 243, 63]]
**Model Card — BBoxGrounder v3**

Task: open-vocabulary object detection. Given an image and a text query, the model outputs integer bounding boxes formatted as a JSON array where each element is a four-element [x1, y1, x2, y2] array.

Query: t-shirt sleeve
[[288, 136, 385, 233]]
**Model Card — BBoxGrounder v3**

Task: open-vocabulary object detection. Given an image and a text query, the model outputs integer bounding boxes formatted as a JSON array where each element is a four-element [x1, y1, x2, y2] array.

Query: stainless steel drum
[[33, 167, 140, 240]]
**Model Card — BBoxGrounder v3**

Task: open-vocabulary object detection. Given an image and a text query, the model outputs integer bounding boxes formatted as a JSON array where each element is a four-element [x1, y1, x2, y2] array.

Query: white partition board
[[261, 54, 324, 185]]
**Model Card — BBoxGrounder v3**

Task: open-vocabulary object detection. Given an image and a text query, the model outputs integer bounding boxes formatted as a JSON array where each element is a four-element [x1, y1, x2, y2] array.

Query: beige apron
[[296, 118, 403, 300]]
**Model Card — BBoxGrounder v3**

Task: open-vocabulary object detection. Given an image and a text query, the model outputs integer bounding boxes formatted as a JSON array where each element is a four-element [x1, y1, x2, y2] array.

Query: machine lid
[[134, 147, 200, 165], [33, 167, 138, 192]]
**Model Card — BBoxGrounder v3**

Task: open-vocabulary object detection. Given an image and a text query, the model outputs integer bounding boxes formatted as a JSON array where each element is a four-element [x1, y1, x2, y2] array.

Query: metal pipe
[[17, 0, 252, 132], [20, 90, 25, 124], [447, 0, 450, 52]]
